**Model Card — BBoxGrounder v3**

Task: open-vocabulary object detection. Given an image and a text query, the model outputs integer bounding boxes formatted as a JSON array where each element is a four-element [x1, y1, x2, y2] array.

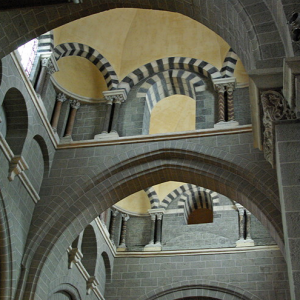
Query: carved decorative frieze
[[261, 90, 297, 167]]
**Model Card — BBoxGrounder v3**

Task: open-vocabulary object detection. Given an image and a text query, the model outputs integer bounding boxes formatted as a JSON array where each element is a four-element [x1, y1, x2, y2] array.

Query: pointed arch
[[220, 48, 238, 78], [144, 187, 160, 209]]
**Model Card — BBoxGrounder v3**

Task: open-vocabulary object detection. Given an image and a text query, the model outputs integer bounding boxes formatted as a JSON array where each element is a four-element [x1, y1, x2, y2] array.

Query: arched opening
[[2, 88, 28, 155], [48, 291, 73, 300], [81, 225, 97, 277]]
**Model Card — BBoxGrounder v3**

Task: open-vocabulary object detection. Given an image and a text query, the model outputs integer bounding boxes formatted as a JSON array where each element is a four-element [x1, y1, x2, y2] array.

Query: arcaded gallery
[[0, 1, 300, 300]]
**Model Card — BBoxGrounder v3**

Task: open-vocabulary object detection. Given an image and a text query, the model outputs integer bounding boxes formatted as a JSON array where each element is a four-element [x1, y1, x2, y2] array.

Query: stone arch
[[161, 183, 198, 209], [80, 225, 97, 277], [144, 187, 160, 209], [0, 3, 289, 70], [119, 57, 221, 94], [137, 280, 261, 300], [0, 189, 12, 300], [2, 88, 28, 155], [137, 70, 206, 111], [53, 43, 119, 90], [22, 145, 282, 299], [32, 135, 50, 176], [179, 187, 218, 225], [98, 251, 112, 294], [49, 282, 82, 300], [220, 48, 238, 78]]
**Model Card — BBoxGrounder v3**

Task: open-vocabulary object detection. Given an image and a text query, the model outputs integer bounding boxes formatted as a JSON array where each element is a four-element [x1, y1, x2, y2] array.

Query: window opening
[[17, 38, 38, 77]]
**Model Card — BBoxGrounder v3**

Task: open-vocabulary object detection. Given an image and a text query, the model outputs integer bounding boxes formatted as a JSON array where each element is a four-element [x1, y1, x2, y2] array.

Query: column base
[[143, 243, 162, 251], [117, 244, 127, 252], [94, 131, 119, 140], [60, 135, 73, 144], [214, 120, 239, 129], [236, 238, 255, 247]]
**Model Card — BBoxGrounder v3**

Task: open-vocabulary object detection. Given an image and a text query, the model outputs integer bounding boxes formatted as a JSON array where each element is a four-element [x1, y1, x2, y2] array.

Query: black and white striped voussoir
[[118, 57, 222, 94], [137, 70, 206, 111], [37, 31, 54, 54], [53, 42, 119, 90], [221, 48, 238, 78], [144, 187, 160, 209]]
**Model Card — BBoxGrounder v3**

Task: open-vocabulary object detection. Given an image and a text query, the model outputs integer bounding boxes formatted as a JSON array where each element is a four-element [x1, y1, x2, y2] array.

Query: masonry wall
[[233, 87, 251, 125], [42, 76, 57, 121], [0, 54, 56, 297], [105, 248, 290, 300]]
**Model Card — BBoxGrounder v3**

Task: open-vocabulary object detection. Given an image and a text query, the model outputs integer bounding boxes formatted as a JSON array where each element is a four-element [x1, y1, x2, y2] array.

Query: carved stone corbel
[[261, 90, 297, 167], [86, 276, 99, 295], [67, 246, 83, 269], [8, 156, 29, 181]]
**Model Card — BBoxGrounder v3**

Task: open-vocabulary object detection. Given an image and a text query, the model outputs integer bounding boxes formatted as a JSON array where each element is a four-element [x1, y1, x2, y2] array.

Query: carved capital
[[156, 212, 164, 220], [112, 209, 119, 217], [122, 213, 130, 222], [103, 89, 127, 103], [261, 90, 297, 167], [70, 99, 80, 110], [57, 93, 67, 103], [8, 156, 29, 181], [150, 213, 156, 221], [215, 84, 225, 94], [226, 82, 235, 93], [41, 57, 49, 67], [67, 246, 83, 269]]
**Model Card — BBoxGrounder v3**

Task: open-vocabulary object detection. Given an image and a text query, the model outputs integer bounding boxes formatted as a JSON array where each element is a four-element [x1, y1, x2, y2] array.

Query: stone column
[[213, 78, 239, 128], [236, 204, 254, 247], [64, 100, 80, 138], [96, 89, 127, 138], [226, 82, 235, 121], [215, 84, 226, 122], [245, 210, 252, 240], [144, 208, 165, 251], [155, 212, 163, 245], [109, 210, 119, 244], [101, 98, 113, 134], [117, 214, 130, 251], [35, 55, 58, 96], [51, 93, 67, 132], [111, 98, 122, 133], [35, 57, 49, 95]]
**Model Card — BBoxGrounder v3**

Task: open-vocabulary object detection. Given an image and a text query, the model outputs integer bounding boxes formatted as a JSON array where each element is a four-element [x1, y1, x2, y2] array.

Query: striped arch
[[137, 70, 206, 111], [221, 48, 239, 78], [37, 31, 54, 54], [178, 187, 219, 224], [144, 187, 160, 209], [160, 183, 198, 209], [119, 57, 222, 93], [53, 43, 119, 90]]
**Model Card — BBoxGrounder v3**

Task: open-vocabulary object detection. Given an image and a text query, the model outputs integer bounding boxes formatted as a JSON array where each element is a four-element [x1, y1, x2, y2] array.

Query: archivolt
[[137, 280, 261, 300], [119, 57, 221, 94], [53, 42, 119, 90]]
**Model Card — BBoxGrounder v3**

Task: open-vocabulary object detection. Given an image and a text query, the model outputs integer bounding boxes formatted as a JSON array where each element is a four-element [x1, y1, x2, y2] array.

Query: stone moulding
[[261, 90, 297, 167]]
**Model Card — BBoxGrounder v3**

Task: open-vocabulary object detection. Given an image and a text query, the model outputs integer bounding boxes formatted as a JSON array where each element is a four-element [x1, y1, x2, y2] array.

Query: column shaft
[[102, 101, 113, 133], [64, 100, 80, 137], [149, 214, 156, 245], [246, 211, 252, 240], [216, 85, 225, 122], [111, 101, 121, 133], [238, 209, 245, 240], [227, 83, 235, 121]]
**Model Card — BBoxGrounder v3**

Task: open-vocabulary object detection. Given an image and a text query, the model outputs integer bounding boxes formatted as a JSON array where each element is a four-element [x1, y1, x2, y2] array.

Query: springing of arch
[[32, 135, 50, 177], [118, 57, 222, 94], [101, 251, 112, 284], [220, 48, 238, 78], [137, 70, 206, 111], [144, 187, 160, 209], [37, 31, 54, 54], [178, 187, 218, 224], [53, 43, 119, 90]]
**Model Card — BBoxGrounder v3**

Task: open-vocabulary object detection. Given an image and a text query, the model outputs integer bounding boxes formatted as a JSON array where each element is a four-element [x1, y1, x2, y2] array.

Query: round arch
[[136, 280, 261, 300]]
